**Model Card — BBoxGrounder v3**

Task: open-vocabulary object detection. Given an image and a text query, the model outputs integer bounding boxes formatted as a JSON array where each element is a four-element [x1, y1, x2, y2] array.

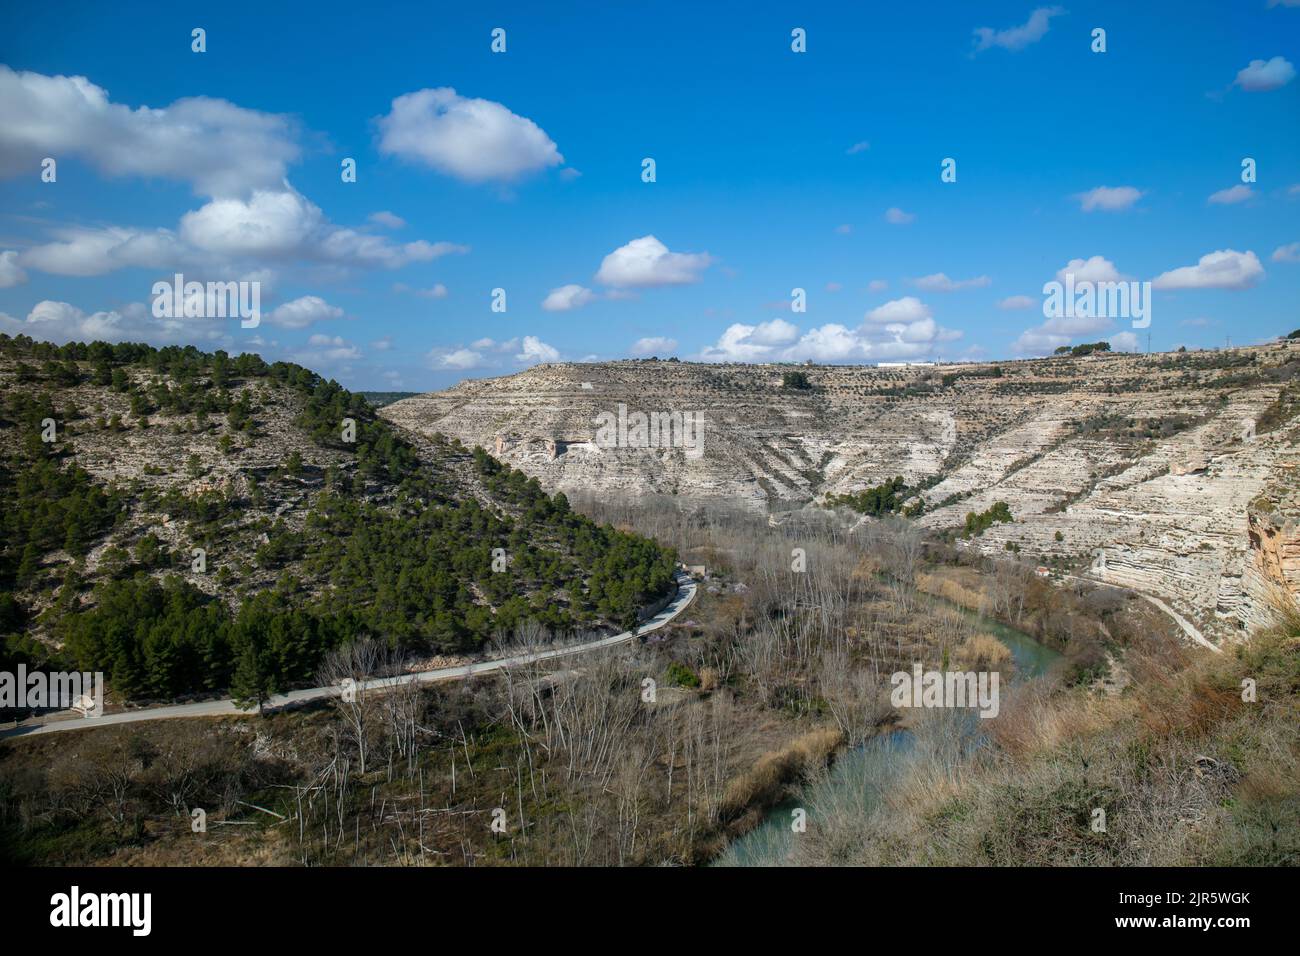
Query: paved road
[[2, 572, 698, 739]]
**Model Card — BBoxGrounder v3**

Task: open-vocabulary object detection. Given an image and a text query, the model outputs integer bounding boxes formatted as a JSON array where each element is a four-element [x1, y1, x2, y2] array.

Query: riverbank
[[714, 601, 1061, 866]]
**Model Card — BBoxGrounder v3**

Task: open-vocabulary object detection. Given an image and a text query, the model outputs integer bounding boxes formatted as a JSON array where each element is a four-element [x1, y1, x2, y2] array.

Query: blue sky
[[1, 1, 1298, 390]]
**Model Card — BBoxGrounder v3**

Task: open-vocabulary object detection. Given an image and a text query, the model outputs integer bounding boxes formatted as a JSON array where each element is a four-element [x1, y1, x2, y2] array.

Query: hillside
[[0, 334, 676, 707], [384, 343, 1300, 639]]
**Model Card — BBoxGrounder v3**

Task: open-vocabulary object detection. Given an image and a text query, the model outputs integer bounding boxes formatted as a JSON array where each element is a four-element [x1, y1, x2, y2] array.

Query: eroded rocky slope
[[385, 343, 1300, 638]]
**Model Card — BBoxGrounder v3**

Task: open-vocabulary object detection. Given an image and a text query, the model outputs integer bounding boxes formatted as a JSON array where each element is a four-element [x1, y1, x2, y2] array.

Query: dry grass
[[720, 725, 843, 819], [786, 599, 1300, 866], [954, 633, 1013, 670]]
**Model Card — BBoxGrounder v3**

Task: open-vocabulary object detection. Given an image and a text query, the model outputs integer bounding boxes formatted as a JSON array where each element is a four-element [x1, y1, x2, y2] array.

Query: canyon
[[384, 341, 1300, 641]]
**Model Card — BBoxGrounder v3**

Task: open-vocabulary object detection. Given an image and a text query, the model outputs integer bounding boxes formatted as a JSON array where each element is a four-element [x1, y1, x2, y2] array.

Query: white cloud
[[998, 295, 1035, 310], [295, 334, 360, 365], [180, 189, 321, 257], [594, 235, 711, 288], [2, 298, 234, 348], [1272, 242, 1300, 263], [0, 251, 28, 288], [376, 87, 564, 183], [542, 284, 597, 312], [1208, 184, 1253, 205], [429, 347, 485, 370], [371, 336, 394, 350], [698, 319, 798, 361], [1233, 56, 1295, 92], [266, 295, 344, 329], [1075, 186, 1143, 212], [1152, 249, 1264, 290], [630, 336, 678, 356], [866, 296, 932, 324], [19, 189, 466, 278], [368, 211, 406, 229], [1012, 313, 1116, 356], [1056, 256, 1126, 284], [868, 279, 888, 293], [973, 6, 1064, 53], [1110, 332, 1140, 352], [0, 67, 467, 284], [912, 272, 991, 292], [698, 311, 959, 364], [884, 207, 915, 225], [0, 65, 299, 196], [19, 225, 184, 276], [846, 141, 870, 155], [180, 188, 465, 268], [515, 335, 560, 365]]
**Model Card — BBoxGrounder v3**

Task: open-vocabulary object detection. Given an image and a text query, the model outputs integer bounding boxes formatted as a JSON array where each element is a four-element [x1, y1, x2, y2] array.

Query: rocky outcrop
[[384, 342, 1300, 638], [1242, 474, 1300, 631]]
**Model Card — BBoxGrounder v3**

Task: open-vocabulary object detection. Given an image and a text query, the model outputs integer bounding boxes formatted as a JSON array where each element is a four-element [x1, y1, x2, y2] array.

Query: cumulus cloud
[[1233, 56, 1295, 92], [542, 284, 597, 312], [428, 334, 560, 370], [18, 188, 467, 278], [294, 334, 360, 365], [1012, 313, 1116, 356], [515, 335, 560, 365], [698, 319, 799, 361], [1208, 184, 1253, 205], [698, 309, 958, 364], [594, 235, 711, 288], [973, 6, 1064, 53], [265, 295, 344, 329], [884, 207, 915, 225], [0, 251, 28, 288], [0, 68, 468, 287], [0, 65, 299, 196], [630, 336, 678, 356], [376, 87, 564, 183], [1074, 186, 1143, 212], [19, 225, 184, 276], [1272, 242, 1300, 263], [1, 298, 235, 348], [1152, 249, 1264, 290], [429, 347, 485, 370], [368, 211, 406, 229], [1056, 256, 1126, 284], [1110, 331, 1140, 352], [912, 273, 991, 292], [181, 188, 466, 268], [998, 295, 1035, 310], [866, 296, 932, 324]]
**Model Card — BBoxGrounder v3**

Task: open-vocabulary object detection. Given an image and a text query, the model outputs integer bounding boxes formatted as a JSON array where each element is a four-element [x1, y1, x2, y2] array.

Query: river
[[713, 598, 1062, 866]]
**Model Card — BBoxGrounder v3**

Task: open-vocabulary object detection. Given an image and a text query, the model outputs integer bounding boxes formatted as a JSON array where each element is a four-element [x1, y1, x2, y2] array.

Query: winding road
[[1, 571, 698, 739]]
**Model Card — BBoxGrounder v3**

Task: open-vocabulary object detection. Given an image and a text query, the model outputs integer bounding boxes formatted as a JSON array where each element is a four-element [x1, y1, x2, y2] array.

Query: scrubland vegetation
[[3, 492, 1294, 866], [0, 335, 674, 708], [3, 336, 1295, 868], [783, 600, 1299, 866]]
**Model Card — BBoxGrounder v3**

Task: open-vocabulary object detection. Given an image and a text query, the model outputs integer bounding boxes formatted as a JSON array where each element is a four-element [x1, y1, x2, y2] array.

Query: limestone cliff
[[384, 341, 1300, 638]]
